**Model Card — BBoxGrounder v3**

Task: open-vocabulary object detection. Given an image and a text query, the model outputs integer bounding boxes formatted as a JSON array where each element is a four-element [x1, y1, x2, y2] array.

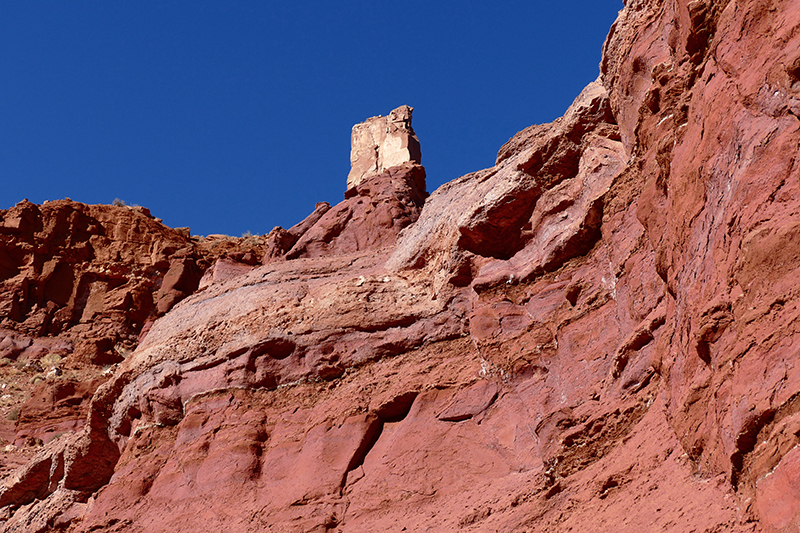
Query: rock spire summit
[[347, 105, 422, 190]]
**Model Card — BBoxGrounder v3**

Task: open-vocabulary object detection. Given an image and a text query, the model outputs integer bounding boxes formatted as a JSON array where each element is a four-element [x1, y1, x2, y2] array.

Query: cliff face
[[605, 1, 800, 527], [2, 0, 800, 531], [0, 201, 269, 479]]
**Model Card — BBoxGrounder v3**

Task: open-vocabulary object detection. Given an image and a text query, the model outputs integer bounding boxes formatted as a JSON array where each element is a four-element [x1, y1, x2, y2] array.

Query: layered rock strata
[[3, 0, 800, 531]]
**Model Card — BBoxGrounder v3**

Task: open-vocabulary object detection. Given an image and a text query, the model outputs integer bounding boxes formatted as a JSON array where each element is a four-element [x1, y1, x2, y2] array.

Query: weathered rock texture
[[264, 162, 427, 263], [346, 105, 422, 190], [0, 200, 270, 359], [3, 0, 800, 531], [0, 203, 268, 486]]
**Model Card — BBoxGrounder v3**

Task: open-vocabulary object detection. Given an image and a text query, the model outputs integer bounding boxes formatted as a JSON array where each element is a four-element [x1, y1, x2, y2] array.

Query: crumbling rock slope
[[2, 0, 800, 531], [0, 202, 267, 473]]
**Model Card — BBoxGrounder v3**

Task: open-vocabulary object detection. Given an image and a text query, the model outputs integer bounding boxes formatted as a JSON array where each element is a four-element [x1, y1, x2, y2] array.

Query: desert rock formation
[[346, 105, 422, 190], [0, 203, 267, 474], [2, 0, 800, 531]]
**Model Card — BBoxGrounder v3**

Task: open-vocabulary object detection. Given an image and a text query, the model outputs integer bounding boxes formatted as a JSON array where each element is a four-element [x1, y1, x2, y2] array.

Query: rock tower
[[346, 105, 422, 190]]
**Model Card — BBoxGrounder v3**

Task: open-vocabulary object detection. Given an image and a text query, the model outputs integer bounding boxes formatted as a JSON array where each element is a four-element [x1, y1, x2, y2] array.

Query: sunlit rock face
[[5, 0, 800, 531], [347, 104, 422, 190]]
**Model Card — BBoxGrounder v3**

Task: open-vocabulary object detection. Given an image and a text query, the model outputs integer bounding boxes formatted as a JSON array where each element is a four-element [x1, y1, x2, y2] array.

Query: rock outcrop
[[264, 162, 427, 263], [0, 201, 196, 360], [0, 202, 269, 485], [346, 105, 422, 190], [0, 200, 270, 361], [3, 0, 800, 531]]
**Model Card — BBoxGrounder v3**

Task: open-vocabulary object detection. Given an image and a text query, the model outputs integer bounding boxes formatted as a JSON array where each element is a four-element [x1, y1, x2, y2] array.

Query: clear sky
[[1, 1, 622, 237]]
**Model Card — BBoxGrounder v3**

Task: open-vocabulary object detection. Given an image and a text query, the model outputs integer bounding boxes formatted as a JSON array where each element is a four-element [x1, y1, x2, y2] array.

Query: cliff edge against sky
[[2, 0, 800, 531]]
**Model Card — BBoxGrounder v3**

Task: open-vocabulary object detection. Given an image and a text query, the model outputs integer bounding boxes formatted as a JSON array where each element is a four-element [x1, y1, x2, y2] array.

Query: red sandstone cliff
[[2, 0, 800, 531]]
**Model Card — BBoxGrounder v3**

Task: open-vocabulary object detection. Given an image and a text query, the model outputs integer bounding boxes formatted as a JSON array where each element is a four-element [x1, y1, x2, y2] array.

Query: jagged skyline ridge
[[0, 1, 621, 237]]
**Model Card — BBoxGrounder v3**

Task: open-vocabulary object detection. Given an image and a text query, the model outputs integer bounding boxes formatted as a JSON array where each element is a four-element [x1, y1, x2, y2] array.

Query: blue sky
[[1, 2, 622, 237]]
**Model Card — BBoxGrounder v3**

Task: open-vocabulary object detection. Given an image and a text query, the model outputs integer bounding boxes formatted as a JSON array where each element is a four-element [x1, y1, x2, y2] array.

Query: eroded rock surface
[[0, 202, 269, 490], [347, 105, 422, 190], [3, 0, 800, 531]]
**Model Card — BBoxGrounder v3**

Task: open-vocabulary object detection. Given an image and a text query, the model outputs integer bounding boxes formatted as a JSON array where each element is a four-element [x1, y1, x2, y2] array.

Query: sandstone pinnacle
[[347, 105, 422, 190]]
